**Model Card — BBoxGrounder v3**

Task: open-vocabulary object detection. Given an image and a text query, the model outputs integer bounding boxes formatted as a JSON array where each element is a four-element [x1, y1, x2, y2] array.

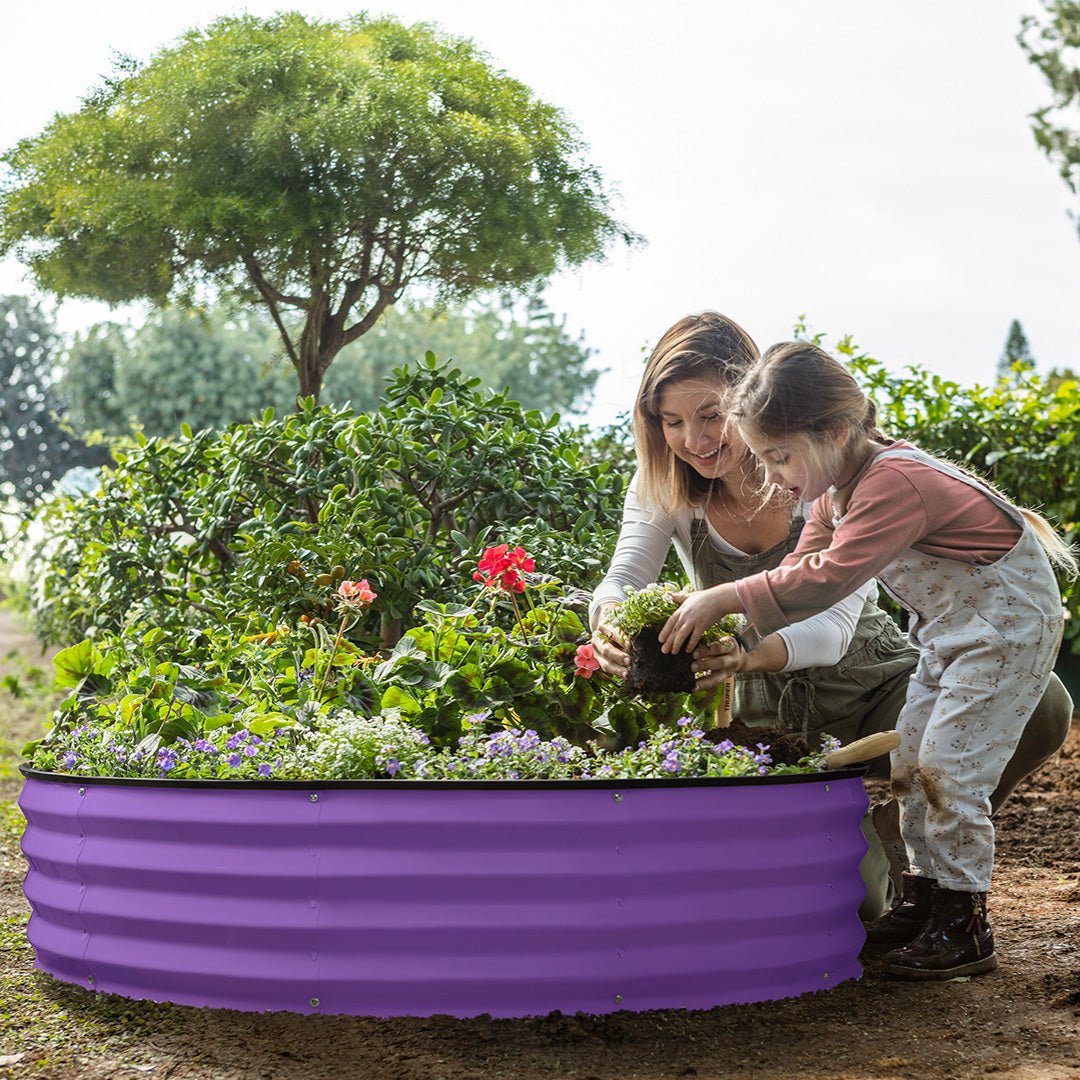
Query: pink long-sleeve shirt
[[735, 441, 1022, 637]]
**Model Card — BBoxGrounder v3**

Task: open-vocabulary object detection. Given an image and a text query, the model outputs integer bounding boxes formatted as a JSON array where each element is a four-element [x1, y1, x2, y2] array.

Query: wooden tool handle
[[823, 730, 901, 769]]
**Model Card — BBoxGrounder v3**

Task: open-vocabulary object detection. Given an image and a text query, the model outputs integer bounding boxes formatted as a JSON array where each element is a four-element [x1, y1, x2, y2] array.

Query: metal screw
[[309, 793, 319, 803], [823, 783, 831, 793], [613, 994, 623, 1004], [822, 972, 830, 981], [78, 787, 86, 796], [87, 975, 95, 985], [612, 793, 623, 802], [309, 997, 320, 1008]]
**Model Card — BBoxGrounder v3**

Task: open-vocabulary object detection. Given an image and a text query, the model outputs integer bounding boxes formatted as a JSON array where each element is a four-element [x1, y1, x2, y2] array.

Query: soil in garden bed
[[704, 719, 812, 766]]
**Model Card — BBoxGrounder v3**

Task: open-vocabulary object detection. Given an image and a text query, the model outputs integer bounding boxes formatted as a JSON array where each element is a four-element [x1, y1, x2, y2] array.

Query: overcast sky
[[3, 1, 1078, 425]]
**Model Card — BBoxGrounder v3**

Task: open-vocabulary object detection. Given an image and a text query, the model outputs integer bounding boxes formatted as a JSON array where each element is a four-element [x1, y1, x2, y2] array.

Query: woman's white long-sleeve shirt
[[589, 473, 877, 673]]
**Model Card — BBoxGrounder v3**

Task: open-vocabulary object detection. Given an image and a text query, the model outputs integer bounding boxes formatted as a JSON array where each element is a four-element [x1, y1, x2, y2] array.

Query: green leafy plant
[[15, 358, 626, 650], [608, 583, 745, 642]]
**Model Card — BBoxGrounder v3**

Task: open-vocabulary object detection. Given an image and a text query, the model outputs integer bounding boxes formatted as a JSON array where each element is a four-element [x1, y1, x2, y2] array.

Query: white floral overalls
[[847, 448, 1065, 892]]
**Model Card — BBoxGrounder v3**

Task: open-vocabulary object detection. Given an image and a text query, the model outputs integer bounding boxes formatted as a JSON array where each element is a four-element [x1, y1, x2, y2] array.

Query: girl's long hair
[[633, 312, 760, 513]]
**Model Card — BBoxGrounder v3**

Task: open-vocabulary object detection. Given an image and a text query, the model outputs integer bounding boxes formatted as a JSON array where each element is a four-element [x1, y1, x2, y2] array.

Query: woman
[[590, 312, 1073, 921]]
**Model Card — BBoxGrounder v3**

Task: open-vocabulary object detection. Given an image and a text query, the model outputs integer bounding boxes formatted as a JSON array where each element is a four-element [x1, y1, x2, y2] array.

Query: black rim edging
[[19, 763, 867, 790]]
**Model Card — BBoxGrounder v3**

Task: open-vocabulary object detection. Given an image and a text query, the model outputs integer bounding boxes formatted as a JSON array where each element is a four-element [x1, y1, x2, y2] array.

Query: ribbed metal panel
[[19, 772, 868, 1017]]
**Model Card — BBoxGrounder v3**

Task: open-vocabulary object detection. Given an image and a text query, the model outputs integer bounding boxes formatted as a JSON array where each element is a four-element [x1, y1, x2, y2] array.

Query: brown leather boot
[[882, 888, 997, 980], [862, 872, 935, 950]]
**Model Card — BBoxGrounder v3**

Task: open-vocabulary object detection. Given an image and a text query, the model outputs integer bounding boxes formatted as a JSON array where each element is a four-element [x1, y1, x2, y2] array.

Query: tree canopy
[[1019, 2, 1080, 235], [0, 12, 636, 401]]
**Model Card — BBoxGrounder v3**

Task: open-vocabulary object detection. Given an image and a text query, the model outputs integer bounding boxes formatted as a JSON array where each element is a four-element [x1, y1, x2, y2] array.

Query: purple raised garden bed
[[19, 767, 868, 1018]]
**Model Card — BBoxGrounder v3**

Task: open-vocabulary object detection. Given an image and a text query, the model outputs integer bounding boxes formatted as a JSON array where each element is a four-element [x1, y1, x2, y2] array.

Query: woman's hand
[[591, 605, 630, 679], [690, 632, 790, 690], [689, 636, 741, 690]]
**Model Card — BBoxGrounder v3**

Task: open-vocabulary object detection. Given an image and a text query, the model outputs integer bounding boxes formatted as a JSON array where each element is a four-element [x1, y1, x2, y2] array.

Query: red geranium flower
[[473, 544, 534, 593], [574, 642, 601, 678], [336, 578, 378, 607]]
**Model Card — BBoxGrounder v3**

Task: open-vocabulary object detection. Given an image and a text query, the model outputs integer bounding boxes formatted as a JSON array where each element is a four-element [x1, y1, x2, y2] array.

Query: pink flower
[[574, 642, 600, 678], [337, 579, 377, 607], [473, 544, 534, 593]]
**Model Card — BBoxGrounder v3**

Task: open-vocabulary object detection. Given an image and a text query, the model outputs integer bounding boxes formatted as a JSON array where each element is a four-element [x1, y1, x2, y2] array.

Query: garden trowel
[[823, 730, 901, 769]]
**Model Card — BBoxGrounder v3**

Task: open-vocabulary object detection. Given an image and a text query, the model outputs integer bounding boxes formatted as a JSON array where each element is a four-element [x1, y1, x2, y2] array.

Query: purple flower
[[226, 733, 244, 751], [227, 754, 242, 768], [242, 745, 258, 758], [257, 763, 272, 777], [61, 751, 77, 768], [386, 758, 400, 777], [194, 739, 216, 754], [677, 716, 692, 727]]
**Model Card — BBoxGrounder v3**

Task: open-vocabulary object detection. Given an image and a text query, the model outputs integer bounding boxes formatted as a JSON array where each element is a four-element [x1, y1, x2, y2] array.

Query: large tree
[[323, 294, 601, 416], [0, 295, 102, 503], [0, 13, 635, 401], [1019, 2, 1080, 235]]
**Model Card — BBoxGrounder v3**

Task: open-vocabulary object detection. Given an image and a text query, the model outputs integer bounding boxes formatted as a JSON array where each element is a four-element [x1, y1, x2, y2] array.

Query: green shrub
[[20, 355, 626, 648]]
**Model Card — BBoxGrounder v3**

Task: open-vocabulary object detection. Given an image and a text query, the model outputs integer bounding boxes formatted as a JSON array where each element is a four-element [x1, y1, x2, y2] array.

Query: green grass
[[1, 798, 24, 847]]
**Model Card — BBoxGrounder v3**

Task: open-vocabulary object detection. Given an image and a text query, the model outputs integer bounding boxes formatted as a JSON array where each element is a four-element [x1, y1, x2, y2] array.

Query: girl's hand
[[659, 588, 736, 655], [591, 606, 630, 679]]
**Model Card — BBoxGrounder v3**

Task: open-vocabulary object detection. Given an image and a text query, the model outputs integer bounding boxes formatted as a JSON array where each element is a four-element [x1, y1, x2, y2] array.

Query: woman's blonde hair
[[733, 341, 1078, 576], [633, 312, 760, 512]]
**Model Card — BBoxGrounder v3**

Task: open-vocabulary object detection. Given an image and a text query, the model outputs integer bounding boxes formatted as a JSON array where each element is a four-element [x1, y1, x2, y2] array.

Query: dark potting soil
[[704, 720, 811, 766], [624, 627, 696, 694]]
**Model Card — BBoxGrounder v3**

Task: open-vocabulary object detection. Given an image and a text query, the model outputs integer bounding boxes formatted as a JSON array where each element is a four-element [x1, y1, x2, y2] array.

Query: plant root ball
[[625, 628, 696, 694]]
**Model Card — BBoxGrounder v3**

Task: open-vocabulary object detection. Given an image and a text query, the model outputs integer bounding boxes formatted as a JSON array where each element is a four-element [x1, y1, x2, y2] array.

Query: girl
[[659, 339, 1076, 979]]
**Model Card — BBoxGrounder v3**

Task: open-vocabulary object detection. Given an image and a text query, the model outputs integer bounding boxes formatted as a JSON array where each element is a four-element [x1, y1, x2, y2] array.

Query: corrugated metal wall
[[20, 773, 868, 1017]]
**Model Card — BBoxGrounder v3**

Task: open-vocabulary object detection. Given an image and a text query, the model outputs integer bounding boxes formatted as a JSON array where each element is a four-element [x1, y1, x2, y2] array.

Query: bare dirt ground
[[0, 607, 1077, 1080]]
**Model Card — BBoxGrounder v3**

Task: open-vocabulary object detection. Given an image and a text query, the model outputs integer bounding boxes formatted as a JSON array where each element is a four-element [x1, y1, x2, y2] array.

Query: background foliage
[[0, 295, 103, 503], [1019, 1, 1080, 236], [56, 293, 600, 440], [322, 293, 601, 418]]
